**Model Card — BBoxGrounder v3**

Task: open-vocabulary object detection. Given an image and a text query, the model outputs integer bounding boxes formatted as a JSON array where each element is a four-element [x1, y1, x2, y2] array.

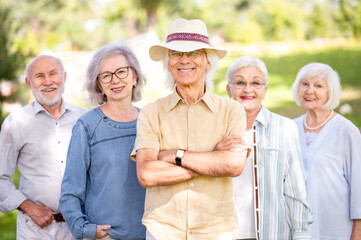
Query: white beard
[[31, 83, 65, 107]]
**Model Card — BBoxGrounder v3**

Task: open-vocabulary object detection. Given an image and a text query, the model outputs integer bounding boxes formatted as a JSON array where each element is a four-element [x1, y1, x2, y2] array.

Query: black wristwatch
[[175, 149, 185, 166]]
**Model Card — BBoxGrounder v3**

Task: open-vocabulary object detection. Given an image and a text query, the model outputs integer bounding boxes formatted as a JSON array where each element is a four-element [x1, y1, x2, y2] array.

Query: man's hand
[[18, 199, 54, 228], [157, 149, 177, 164], [214, 135, 246, 152], [96, 225, 111, 238]]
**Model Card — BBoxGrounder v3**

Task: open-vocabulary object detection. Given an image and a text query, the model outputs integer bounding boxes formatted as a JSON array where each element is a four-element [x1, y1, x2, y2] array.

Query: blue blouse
[[60, 107, 146, 240], [295, 113, 361, 239]]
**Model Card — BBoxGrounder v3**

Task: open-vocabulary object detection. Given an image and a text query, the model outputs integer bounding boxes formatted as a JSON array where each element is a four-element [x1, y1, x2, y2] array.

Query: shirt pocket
[[263, 147, 282, 178], [18, 212, 41, 231]]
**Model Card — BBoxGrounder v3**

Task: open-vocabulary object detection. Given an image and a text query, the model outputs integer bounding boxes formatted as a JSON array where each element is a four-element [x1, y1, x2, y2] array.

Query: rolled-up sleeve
[[130, 105, 160, 160]]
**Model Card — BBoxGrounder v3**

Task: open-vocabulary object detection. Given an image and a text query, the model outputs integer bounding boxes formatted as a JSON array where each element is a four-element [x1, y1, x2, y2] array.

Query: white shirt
[[0, 100, 87, 213], [233, 129, 256, 239]]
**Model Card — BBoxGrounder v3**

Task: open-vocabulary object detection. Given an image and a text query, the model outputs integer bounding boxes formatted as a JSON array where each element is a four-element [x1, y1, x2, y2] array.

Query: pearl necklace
[[304, 110, 334, 130]]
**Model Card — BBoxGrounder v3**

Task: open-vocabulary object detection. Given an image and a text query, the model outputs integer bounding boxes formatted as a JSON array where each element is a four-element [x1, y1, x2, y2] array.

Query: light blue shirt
[[0, 100, 87, 213], [234, 106, 313, 240], [59, 108, 146, 240], [295, 113, 361, 240]]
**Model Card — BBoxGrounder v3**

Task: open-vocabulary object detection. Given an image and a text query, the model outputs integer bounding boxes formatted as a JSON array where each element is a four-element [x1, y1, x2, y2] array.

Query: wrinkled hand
[[19, 200, 54, 228], [214, 135, 247, 152], [158, 149, 177, 164], [96, 225, 111, 238]]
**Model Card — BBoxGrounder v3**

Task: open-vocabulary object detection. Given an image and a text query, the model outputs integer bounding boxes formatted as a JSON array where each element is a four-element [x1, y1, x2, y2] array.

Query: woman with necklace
[[292, 62, 361, 239], [59, 44, 146, 240]]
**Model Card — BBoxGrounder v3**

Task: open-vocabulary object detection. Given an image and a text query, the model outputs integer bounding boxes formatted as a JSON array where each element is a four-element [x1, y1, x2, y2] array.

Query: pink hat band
[[166, 32, 209, 45]]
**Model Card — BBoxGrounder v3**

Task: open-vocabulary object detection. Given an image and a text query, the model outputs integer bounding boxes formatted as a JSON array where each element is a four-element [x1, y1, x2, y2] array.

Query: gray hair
[[163, 49, 220, 90], [25, 55, 65, 79], [226, 56, 268, 86], [85, 44, 146, 106], [291, 62, 341, 110]]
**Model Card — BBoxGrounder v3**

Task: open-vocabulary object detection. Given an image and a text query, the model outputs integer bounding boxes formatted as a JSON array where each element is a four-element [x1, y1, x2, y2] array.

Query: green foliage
[[337, 0, 361, 39], [0, 211, 17, 240], [0, 3, 23, 80], [0, 0, 29, 128]]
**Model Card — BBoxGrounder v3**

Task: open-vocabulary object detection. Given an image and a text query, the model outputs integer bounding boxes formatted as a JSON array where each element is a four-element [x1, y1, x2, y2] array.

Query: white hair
[[291, 62, 341, 110], [226, 56, 268, 86], [25, 55, 65, 79]]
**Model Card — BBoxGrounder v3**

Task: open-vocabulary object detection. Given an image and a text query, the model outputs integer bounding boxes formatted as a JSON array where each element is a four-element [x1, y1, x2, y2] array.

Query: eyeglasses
[[169, 50, 204, 59], [97, 66, 132, 84], [230, 79, 265, 89]]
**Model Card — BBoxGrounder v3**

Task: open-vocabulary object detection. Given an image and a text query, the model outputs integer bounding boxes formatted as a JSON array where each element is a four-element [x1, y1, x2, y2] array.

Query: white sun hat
[[149, 18, 227, 61]]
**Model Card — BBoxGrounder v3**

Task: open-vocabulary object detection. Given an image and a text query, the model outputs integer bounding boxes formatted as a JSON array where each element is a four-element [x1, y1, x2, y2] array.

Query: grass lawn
[[0, 42, 360, 239], [0, 169, 20, 240]]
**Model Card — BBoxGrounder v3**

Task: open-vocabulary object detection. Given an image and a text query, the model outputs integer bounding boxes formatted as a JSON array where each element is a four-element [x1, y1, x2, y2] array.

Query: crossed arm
[[136, 135, 248, 188]]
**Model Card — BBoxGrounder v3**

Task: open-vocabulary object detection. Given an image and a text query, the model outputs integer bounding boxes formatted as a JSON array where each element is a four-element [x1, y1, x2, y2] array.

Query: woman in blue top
[[292, 63, 361, 239], [60, 44, 146, 240]]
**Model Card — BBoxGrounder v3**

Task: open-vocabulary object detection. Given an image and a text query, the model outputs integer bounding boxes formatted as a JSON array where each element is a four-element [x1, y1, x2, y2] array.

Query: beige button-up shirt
[[132, 90, 246, 240]]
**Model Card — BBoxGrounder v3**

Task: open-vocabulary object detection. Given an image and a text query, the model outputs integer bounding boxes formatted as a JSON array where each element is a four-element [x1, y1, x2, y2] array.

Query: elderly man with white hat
[[131, 18, 248, 240]]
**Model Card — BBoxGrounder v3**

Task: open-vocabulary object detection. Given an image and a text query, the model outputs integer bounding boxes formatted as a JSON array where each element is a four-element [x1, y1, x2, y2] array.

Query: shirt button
[[190, 133, 194, 137], [190, 182, 194, 187], [58, 141, 61, 144], [56, 122, 58, 125], [190, 109, 193, 113], [61, 161, 64, 163]]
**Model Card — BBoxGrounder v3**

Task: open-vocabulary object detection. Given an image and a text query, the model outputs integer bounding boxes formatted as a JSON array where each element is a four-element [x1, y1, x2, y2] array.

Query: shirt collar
[[254, 105, 269, 128], [32, 99, 68, 117], [169, 88, 215, 112]]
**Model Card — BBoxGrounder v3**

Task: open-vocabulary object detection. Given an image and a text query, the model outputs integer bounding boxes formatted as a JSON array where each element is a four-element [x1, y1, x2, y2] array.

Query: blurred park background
[[1, 0, 361, 239]]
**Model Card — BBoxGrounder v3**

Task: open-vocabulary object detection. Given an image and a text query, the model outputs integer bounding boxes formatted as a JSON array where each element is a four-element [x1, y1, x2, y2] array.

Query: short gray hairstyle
[[85, 44, 146, 106], [25, 55, 65, 80], [163, 49, 220, 89], [226, 56, 268, 86], [291, 62, 341, 110]]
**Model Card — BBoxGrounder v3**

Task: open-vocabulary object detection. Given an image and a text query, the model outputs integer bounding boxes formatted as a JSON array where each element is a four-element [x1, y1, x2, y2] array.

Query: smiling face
[[25, 56, 66, 107], [298, 76, 329, 111], [97, 54, 137, 104], [227, 66, 267, 115], [168, 49, 210, 89]]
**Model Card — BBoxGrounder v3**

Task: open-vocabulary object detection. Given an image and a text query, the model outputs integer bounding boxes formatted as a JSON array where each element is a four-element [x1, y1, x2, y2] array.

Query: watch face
[[176, 149, 185, 158]]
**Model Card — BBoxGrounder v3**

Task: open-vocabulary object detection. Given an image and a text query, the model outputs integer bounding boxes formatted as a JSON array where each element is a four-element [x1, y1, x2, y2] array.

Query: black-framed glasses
[[169, 50, 204, 59], [97, 66, 132, 84], [230, 79, 265, 89]]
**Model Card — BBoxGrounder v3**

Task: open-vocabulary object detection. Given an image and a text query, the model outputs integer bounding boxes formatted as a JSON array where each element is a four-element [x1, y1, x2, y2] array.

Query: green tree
[[337, 0, 361, 39], [0, 1, 29, 127]]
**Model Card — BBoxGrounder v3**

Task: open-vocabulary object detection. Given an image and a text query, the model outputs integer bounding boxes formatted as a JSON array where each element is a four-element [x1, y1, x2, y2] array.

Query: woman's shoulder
[[78, 107, 103, 121], [333, 113, 360, 134], [74, 108, 105, 133], [265, 108, 299, 130], [293, 114, 305, 124]]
